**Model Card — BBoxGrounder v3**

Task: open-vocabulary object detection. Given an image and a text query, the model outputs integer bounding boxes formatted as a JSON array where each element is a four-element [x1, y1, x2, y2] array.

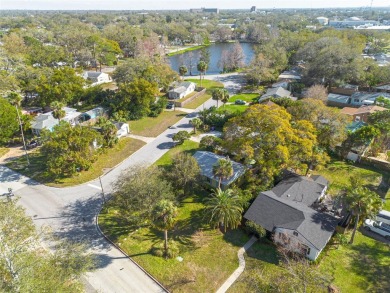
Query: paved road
[[0, 73, 245, 293]]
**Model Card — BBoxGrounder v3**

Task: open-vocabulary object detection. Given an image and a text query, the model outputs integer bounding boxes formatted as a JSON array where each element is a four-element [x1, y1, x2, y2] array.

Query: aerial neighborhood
[[0, 3, 389, 293]]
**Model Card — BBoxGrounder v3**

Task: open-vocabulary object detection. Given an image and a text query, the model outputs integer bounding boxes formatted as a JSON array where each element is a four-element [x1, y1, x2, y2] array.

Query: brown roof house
[[341, 105, 387, 123]]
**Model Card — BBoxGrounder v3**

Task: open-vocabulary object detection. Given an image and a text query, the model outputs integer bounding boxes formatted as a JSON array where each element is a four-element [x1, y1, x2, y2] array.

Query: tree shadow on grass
[[243, 237, 280, 265], [172, 207, 206, 247], [349, 240, 390, 292]]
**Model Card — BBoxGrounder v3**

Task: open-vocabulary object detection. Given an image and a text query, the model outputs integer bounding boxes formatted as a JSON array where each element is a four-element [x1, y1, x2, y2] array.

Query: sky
[[1, 0, 390, 10]]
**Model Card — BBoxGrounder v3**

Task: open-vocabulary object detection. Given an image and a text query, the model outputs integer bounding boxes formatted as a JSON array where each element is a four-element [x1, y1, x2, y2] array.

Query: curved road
[[0, 73, 245, 293]]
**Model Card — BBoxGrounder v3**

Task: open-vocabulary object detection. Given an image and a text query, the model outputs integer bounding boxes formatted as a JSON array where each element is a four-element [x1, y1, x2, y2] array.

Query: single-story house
[[346, 121, 367, 133], [78, 107, 107, 123], [327, 93, 351, 107], [31, 107, 81, 135], [193, 151, 246, 190], [168, 81, 196, 100], [244, 174, 338, 260], [350, 92, 390, 106], [278, 70, 301, 81], [259, 87, 293, 102], [374, 83, 390, 93], [340, 105, 387, 122], [83, 71, 112, 86], [271, 81, 290, 90], [114, 122, 130, 138]]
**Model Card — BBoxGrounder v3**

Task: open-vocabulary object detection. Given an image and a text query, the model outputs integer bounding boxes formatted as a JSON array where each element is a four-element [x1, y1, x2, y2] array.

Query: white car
[[364, 219, 390, 240]]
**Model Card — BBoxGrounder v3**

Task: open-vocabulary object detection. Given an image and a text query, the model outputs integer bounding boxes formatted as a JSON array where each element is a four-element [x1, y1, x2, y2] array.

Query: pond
[[168, 42, 255, 75]]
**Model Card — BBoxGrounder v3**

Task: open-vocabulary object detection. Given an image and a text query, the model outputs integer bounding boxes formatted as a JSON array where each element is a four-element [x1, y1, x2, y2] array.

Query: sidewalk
[[216, 236, 257, 293]]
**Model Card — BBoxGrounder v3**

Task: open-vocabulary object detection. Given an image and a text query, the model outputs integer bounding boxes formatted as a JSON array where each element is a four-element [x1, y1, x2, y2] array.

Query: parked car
[[376, 210, 390, 226], [364, 219, 390, 239], [234, 99, 246, 105], [26, 139, 41, 149], [166, 103, 174, 109]]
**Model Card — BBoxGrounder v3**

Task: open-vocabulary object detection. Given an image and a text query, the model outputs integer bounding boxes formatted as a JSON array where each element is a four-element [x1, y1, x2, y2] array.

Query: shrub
[[150, 240, 180, 259], [245, 220, 266, 237]]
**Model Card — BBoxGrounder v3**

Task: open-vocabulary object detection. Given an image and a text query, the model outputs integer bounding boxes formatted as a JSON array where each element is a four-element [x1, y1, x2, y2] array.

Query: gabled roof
[[341, 105, 388, 116], [193, 151, 246, 186], [327, 93, 350, 104], [271, 175, 328, 207], [84, 71, 105, 78], [259, 87, 291, 101], [244, 192, 338, 250]]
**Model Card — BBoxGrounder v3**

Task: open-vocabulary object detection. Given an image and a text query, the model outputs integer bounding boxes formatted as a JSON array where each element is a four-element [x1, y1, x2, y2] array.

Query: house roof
[[271, 174, 328, 207], [327, 93, 350, 104], [31, 113, 58, 130], [244, 192, 339, 250], [346, 121, 367, 133], [193, 151, 246, 186], [259, 87, 291, 101], [278, 70, 301, 80], [84, 71, 104, 78], [351, 92, 390, 102], [341, 105, 388, 116], [374, 84, 390, 91]]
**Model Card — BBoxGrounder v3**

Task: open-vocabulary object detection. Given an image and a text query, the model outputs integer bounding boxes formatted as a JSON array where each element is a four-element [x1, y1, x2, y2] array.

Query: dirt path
[[0, 146, 31, 164]]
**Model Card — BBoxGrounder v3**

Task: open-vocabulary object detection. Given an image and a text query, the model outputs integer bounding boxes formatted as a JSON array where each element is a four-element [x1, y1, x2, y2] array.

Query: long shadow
[[349, 240, 390, 292], [244, 237, 280, 265], [157, 142, 175, 149]]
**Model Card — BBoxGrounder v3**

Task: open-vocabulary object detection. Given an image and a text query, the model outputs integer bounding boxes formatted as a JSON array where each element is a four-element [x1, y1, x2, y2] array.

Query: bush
[[244, 220, 266, 237]]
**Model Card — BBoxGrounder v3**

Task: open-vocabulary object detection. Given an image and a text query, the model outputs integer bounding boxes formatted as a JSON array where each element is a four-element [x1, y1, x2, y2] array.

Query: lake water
[[168, 43, 255, 75]]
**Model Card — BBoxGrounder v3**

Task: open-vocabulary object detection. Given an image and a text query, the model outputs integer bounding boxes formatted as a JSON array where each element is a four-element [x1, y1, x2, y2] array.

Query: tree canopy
[[0, 98, 18, 145]]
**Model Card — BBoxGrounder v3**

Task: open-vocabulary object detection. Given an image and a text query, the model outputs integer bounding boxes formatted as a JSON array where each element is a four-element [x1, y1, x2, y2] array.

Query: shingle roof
[[193, 151, 246, 186], [259, 87, 291, 101], [244, 192, 338, 250]]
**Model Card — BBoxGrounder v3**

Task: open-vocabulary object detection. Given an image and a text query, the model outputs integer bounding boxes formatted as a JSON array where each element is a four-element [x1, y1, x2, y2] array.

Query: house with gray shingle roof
[[83, 71, 112, 86], [244, 174, 338, 260], [168, 81, 196, 99], [259, 87, 294, 102], [193, 151, 246, 190]]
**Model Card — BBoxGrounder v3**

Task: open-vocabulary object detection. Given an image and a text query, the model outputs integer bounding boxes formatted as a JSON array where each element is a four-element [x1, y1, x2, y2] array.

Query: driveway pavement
[[0, 73, 244, 293]]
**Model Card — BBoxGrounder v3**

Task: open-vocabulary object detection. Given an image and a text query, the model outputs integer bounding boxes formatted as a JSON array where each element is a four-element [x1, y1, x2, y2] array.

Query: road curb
[[95, 202, 170, 293]]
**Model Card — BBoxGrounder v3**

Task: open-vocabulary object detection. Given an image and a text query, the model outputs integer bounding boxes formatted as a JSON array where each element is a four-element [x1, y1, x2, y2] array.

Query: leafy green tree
[[199, 46, 210, 66], [212, 158, 233, 189], [199, 135, 222, 152], [0, 198, 94, 292], [204, 188, 243, 232], [190, 117, 202, 134], [345, 183, 383, 244], [152, 200, 178, 257], [168, 153, 200, 196], [0, 98, 18, 145], [113, 165, 174, 225], [375, 96, 390, 109], [50, 101, 66, 121], [197, 61, 208, 87], [179, 65, 188, 80], [223, 104, 317, 186], [40, 123, 102, 177], [172, 131, 191, 145]]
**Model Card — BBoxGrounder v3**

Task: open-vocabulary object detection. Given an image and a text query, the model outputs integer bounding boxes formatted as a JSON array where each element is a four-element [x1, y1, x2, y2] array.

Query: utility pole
[[99, 176, 106, 204], [15, 105, 30, 166]]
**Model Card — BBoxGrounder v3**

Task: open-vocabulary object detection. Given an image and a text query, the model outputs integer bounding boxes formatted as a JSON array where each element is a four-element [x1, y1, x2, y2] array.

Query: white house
[[168, 81, 196, 99], [83, 71, 112, 86], [244, 174, 338, 260], [350, 92, 390, 106], [114, 122, 130, 138]]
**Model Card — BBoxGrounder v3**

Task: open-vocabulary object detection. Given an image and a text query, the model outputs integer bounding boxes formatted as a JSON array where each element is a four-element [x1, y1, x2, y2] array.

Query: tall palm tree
[[190, 117, 202, 134], [179, 65, 188, 80], [197, 61, 208, 87], [204, 188, 243, 232], [212, 158, 233, 189], [7, 92, 29, 166], [152, 199, 178, 256], [50, 101, 66, 121], [212, 88, 222, 108], [345, 185, 382, 244]]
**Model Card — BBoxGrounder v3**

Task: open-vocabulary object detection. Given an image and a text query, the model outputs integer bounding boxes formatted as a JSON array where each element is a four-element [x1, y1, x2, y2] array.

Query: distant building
[[329, 17, 379, 28], [316, 17, 329, 25], [250, 6, 256, 12], [190, 7, 219, 14], [340, 105, 388, 123], [82, 71, 112, 86]]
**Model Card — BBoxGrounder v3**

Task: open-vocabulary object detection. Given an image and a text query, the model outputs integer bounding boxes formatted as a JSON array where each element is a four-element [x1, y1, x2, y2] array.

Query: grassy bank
[[6, 137, 145, 187], [166, 44, 209, 57]]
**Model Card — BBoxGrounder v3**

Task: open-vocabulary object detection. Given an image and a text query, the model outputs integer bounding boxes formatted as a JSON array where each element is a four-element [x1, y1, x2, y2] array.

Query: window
[[293, 231, 298, 236], [298, 243, 311, 255], [354, 99, 359, 102]]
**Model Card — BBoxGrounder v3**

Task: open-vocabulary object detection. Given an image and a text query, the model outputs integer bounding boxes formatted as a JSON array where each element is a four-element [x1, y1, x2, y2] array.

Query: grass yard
[[183, 93, 212, 109], [6, 138, 145, 187], [129, 111, 186, 137], [216, 104, 248, 114], [228, 93, 259, 103], [99, 194, 249, 293], [0, 148, 9, 158], [181, 78, 224, 109], [155, 140, 200, 166]]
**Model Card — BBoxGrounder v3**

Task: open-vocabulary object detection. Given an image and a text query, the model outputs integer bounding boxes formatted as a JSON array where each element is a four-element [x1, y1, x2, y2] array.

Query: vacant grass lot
[[6, 137, 145, 187], [182, 78, 224, 109], [228, 93, 259, 103], [155, 140, 200, 166], [129, 111, 186, 137], [216, 104, 248, 114]]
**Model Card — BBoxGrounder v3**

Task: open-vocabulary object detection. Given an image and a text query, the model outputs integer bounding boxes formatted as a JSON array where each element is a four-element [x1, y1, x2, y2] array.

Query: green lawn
[[181, 78, 224, 109], [0, 148, 9, 158], [129, 111, 186, 137], [6, 138, 145, 187], [216, 104, 248, 114], [166, 44, 209, 57], [155, 140, 200, 166], [228, 93, 259, 103]]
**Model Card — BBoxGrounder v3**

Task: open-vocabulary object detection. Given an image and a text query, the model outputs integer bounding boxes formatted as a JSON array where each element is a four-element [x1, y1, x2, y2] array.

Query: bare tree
[[304, 84, 328, 103]]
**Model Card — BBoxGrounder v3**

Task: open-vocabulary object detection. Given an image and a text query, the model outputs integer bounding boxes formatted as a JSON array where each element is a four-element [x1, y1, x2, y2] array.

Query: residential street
[[0, 73, 245, 293]]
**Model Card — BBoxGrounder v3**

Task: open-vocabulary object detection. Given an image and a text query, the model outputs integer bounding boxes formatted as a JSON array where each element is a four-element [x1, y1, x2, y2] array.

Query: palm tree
[[179, 65, 188, 80], [190, 117, 202, 134], [220, 88, 230, 107], [197, 61, 208, 87], [7, 92, 30, 166], [212, 88, 222, 108], [204, 188, 243, 232], [152, 200, 178, 256], [212, 158, 233, 189], [345, 185, 382, 244], [50, 101, 66, 121]]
